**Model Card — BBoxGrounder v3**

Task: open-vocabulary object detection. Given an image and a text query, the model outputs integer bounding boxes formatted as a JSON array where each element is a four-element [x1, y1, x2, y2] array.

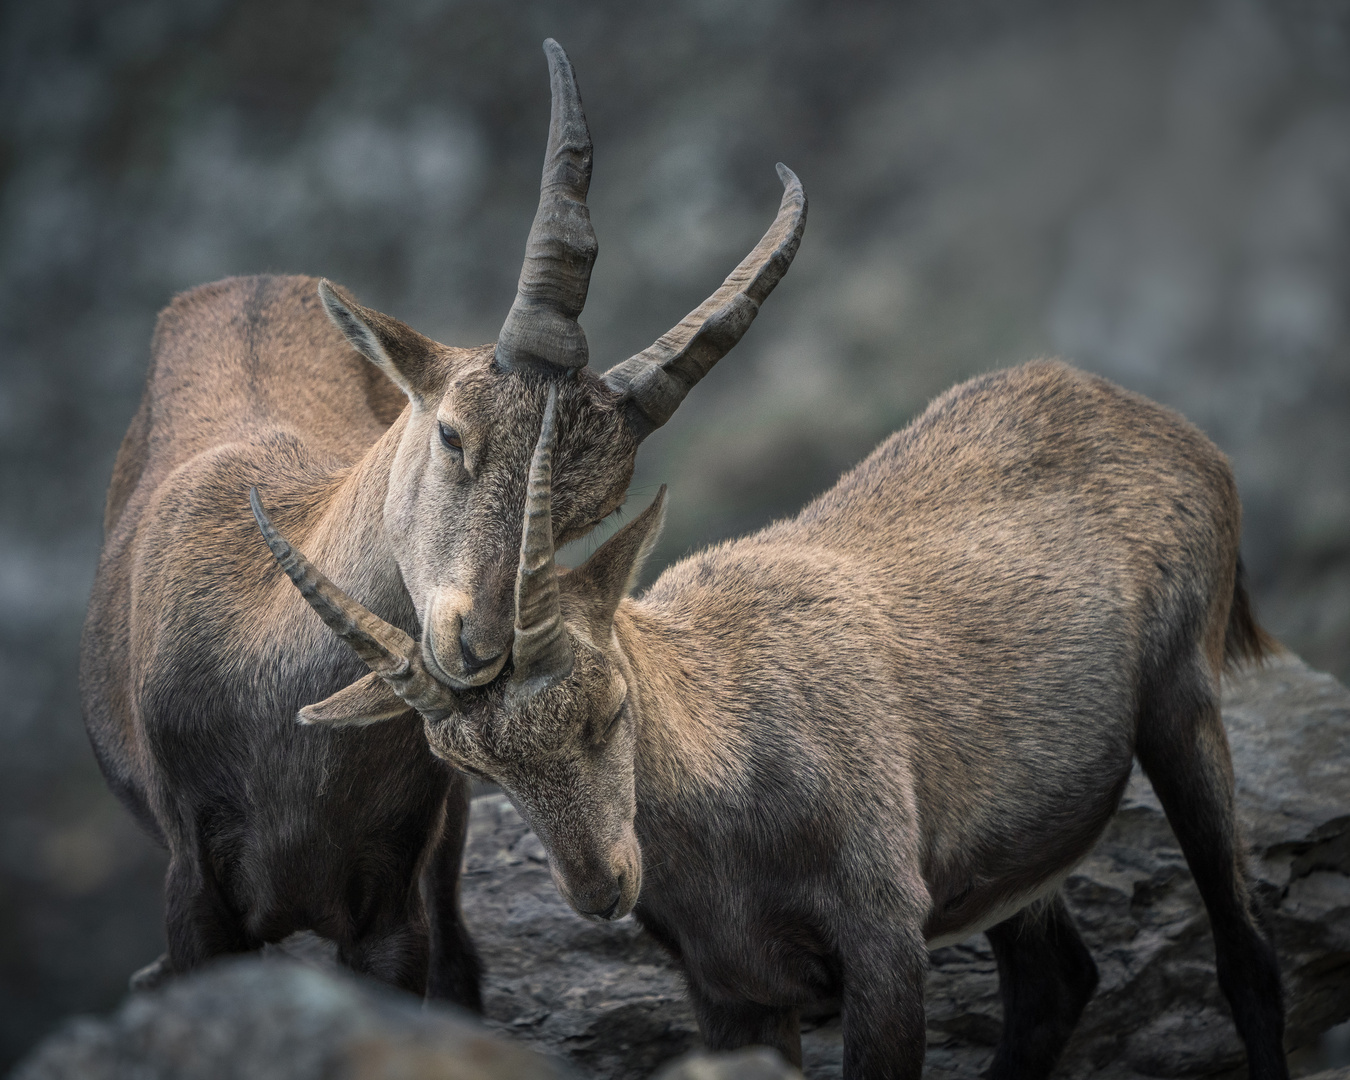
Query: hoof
[[129, 953, 173, 992]]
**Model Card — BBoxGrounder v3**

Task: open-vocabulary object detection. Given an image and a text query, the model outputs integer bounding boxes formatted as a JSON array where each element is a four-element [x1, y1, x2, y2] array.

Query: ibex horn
[[510, 386, 575, 693], [495, 39, 597, 374], [603, 163, 807, 439], [249, 489, 459, 717]]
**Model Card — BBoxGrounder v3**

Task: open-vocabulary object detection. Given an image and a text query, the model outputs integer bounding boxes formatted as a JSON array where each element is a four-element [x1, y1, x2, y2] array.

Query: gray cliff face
[[13, 652, 1350, 1077]]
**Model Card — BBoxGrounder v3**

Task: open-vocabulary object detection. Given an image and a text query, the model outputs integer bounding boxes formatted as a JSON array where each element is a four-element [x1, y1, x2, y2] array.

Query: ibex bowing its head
[[262, 362, 1289, 1079]]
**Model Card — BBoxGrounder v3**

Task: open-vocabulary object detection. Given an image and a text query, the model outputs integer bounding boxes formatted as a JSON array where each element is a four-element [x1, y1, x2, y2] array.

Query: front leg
[[840, 924, 928, 1080], [423, 771, 484, 1010], [687, 983, 802, 1068]]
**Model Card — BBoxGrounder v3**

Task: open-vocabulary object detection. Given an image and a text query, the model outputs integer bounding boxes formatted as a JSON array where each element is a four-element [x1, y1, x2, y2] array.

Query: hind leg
[[423, 772, 484, 1010], [1136, 660, 1288, 1080], [985, 893, 1098, 1079]]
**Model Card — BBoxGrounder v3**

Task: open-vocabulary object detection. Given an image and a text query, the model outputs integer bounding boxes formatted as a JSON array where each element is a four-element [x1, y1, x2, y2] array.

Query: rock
[[12, 956, 578, 1080], [459, 653, 1350, 1078], [650, 1048, 804, 1079]]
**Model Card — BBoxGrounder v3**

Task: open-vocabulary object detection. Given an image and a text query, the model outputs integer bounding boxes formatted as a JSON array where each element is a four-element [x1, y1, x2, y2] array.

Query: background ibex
[[262, 362, 1288, 1078], [79, 40, 805, 999]]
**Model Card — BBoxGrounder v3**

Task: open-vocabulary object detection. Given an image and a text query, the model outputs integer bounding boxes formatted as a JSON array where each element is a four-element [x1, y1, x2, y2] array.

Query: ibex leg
[[423, 771, 484, 1010], [839, 924, 927, 1079], [164, 852, 251, 975], [338, 915, 430, 996], [687, 984, 802, 1068], [1135, 659, 1288, 1080], [985, 892, 1097, 1079]]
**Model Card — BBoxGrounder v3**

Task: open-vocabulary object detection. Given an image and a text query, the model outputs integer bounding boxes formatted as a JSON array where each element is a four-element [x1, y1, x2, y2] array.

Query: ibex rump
[[80, 40, 805, 1000], [263, 359, 1288, 1078]]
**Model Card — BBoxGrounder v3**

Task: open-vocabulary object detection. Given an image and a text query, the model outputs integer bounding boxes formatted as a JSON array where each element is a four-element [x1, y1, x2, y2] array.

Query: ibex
[[79, 39, 805, 1001], [258, 362, 1289, 1078]]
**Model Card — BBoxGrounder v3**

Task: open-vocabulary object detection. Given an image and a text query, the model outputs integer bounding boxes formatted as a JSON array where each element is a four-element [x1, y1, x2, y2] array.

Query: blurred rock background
[[0, 0, 1346, 1070]]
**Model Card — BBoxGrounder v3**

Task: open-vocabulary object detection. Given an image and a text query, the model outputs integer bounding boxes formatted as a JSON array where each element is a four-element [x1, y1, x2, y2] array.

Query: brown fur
[[396, 360, 1287, 1078], [79, 273, 639, 999]]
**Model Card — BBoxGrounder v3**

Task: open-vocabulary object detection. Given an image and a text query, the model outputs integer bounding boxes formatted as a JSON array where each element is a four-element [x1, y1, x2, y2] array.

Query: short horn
[[603, 163, 807, 438], [250, 489, 458, 716], [510, 387, 575, 692], [495, 39, 597, 373]]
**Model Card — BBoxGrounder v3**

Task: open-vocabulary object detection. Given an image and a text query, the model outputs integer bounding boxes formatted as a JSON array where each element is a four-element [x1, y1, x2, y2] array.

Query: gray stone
[[459, 653, 1350, 1078], [650, 1048, 804, 1080], [12, 957, 578, 1080]]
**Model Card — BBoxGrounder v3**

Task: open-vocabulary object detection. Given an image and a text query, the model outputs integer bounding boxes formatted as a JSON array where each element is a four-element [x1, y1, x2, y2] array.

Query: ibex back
[[266, 361, 1288, 1078], [79, 40, 805, 999]]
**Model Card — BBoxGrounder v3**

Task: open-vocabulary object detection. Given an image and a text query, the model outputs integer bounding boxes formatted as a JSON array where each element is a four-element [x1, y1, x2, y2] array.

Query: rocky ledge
[[15, 654, 1350, 1078]]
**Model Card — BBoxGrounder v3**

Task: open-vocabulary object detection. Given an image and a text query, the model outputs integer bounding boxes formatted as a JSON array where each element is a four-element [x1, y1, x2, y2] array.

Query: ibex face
[[317, 304, 638, 687], [306, 38, 805, 688], [438, 632, 646, 922]]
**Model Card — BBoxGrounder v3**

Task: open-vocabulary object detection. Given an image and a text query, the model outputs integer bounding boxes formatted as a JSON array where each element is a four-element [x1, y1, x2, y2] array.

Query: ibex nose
[[578, 888, 623, 920], [574, 871, 628, 920], [459, 635, 502, 676]]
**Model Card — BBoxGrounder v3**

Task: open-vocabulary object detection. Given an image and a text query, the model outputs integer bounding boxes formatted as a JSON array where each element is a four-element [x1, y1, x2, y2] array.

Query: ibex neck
[[285, 411, 416, 634], [614, 601, 745, 814]]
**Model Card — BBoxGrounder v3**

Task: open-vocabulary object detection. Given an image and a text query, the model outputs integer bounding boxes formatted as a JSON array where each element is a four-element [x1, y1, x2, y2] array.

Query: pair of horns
[[497, 41, 807, 439], [250, 387, 575, 719]]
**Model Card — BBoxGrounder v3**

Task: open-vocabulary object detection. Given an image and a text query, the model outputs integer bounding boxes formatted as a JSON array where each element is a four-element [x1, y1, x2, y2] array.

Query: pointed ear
[[318, 280, 443, 401], [567, 487, 667, 626], [298, 672, 413, 727]]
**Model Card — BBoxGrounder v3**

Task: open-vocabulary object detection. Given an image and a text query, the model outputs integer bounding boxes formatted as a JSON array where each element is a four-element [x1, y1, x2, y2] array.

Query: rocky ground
[[19, 651, 1345, 1078]]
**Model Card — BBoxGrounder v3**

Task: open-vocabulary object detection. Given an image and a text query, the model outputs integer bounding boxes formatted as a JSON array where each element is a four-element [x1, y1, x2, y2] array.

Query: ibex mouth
[[423, 635, 504, 690]]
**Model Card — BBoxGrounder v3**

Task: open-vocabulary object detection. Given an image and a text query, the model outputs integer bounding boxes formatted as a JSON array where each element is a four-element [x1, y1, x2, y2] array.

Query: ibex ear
[[318, 280, 442, 401], [567, 487, 667, 626], [298, 672, 412, 727]]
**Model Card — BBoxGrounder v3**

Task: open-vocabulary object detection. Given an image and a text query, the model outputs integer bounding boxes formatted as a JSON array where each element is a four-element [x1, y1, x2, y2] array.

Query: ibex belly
[[920, 758, 1133, 946]]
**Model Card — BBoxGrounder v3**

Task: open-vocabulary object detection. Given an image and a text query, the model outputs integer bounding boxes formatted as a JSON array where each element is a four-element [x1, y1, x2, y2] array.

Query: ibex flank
[[264, 363, 1289, 1079]]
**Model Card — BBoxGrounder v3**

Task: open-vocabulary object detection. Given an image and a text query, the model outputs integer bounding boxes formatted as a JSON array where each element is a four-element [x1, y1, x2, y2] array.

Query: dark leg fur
[[1136, 661, 1289, 1080], [339, 918, 430, 996], [688, 985, 802, 1068], [839, 928, 928, 1079], [164, 854, 251, 974], [985, 893, 1098, 1079], [423, 774, 484, 1010]]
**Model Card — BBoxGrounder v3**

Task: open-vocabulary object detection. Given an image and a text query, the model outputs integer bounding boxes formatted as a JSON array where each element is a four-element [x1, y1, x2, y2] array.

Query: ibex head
[[308, 38, 804, 689], [253, 389, 665, 920]]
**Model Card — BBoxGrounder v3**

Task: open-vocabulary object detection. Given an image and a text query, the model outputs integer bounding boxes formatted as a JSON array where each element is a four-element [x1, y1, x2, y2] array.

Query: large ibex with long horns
[[79, 40, 805, 1000], [259, 362, 1290, 1079]]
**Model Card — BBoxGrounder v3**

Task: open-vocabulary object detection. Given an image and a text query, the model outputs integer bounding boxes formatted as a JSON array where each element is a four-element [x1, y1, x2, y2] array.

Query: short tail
[[1224, 557, 1278, 670]]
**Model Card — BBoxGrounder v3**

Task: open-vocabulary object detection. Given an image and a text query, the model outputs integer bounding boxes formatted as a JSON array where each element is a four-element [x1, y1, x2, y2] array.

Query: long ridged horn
[[495, 39, 597, 373], [510, 386, 575, 692], [249, 489, 458, 717], [603, 163, 807, 438]]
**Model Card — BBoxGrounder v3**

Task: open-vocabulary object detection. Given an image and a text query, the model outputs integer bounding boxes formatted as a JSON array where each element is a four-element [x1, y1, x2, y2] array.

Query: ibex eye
[[599, 700, 628, 743], [438, 423, 463, 452]]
